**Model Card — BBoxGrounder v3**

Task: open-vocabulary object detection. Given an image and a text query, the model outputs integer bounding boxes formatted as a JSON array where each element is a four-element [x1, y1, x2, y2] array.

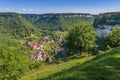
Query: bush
[[105, 26, 120, 48]]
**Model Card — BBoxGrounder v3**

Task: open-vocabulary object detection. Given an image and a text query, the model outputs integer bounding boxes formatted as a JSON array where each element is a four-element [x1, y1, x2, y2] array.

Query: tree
[[0, 34, 43, 80], [105, 26, 120, 48], [65, 24, 98, 55]]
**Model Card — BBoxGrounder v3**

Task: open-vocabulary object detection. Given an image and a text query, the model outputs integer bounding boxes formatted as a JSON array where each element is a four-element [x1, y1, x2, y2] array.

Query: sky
[[0, 0, 120, 14]]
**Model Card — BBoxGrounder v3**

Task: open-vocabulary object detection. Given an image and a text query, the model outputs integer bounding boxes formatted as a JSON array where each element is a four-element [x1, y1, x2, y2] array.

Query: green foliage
[[0, 12, 42, 79], [38, 46, 120, 80], [65, 24, 98, 55], [105, 26, 120, 48], [93, 12, 120, 50], [20, 46, 120, 80], [19, 54, 93, 80], [106, 45, 112, 50], [0, 34, 44, 79], [93, 12, 120, 27], [43, 41, 57, 57], [22, 13, 94, 32], [0, 12, 41, 39]]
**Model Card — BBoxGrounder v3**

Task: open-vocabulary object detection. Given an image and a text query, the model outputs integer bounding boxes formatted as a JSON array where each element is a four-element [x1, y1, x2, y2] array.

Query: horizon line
[[0, 11, 120, 15]]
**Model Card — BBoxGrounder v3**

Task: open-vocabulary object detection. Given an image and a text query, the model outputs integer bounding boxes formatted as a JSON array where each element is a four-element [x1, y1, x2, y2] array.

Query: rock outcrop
[[93, 12, 120, 38], [94, 25, 113, 38]]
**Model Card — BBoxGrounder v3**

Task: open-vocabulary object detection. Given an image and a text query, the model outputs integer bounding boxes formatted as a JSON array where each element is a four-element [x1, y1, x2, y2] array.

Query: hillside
[[0, 12, 43, 79], [0, 33, 39, 79], [22, 13, 94, 31], [93, 12, 120, 38], [94, 12, 120, 27], [0, 12, 40, 38], [20, 46, 120, 80]]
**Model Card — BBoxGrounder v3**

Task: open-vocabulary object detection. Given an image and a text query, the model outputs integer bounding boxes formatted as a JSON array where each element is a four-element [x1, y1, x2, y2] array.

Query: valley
[[0, 12, 120, 80]]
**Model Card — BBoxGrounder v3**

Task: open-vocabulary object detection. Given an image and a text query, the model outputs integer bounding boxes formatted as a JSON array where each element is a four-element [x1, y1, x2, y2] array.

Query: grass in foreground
[[19, 55, 94, 80], [43, 47, 120, 80], [20, 47, 120, 80]]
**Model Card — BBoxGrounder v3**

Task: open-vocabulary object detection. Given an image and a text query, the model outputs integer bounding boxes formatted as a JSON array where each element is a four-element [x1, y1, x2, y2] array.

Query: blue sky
[[0, 0, 120, 14]]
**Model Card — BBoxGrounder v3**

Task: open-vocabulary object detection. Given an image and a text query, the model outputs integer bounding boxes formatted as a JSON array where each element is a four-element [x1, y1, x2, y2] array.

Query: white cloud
[[17, 8, 41, 14], [4, 8, 10, 11], [22, 8, 26, 12], [29, 9, 34, 12], [35, 9, 38, 11]]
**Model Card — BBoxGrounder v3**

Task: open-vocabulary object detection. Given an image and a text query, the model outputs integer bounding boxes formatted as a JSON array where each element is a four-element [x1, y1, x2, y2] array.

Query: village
[[25, 35, 65, 62]]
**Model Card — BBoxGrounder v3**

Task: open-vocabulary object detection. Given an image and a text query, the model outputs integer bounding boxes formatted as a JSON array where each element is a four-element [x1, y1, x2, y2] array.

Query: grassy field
[[19, 55, 94, 80], [20, 47, 120, 80]]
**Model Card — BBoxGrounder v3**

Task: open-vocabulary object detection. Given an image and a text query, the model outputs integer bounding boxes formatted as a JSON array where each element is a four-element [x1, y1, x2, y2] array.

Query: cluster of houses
[[25, 35, 65, 62], [29, 49, 47, 61], [25, 41, 45, 50], [42, 36, 54, 43], [25, 41, 48, 61]]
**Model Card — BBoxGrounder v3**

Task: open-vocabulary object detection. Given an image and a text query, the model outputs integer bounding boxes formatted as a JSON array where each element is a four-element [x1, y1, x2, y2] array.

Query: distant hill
[[93, 12, 120, 38], [94, 12, 120, 27], [0, 12, 40, 38], [22, 13, 94, 31]]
